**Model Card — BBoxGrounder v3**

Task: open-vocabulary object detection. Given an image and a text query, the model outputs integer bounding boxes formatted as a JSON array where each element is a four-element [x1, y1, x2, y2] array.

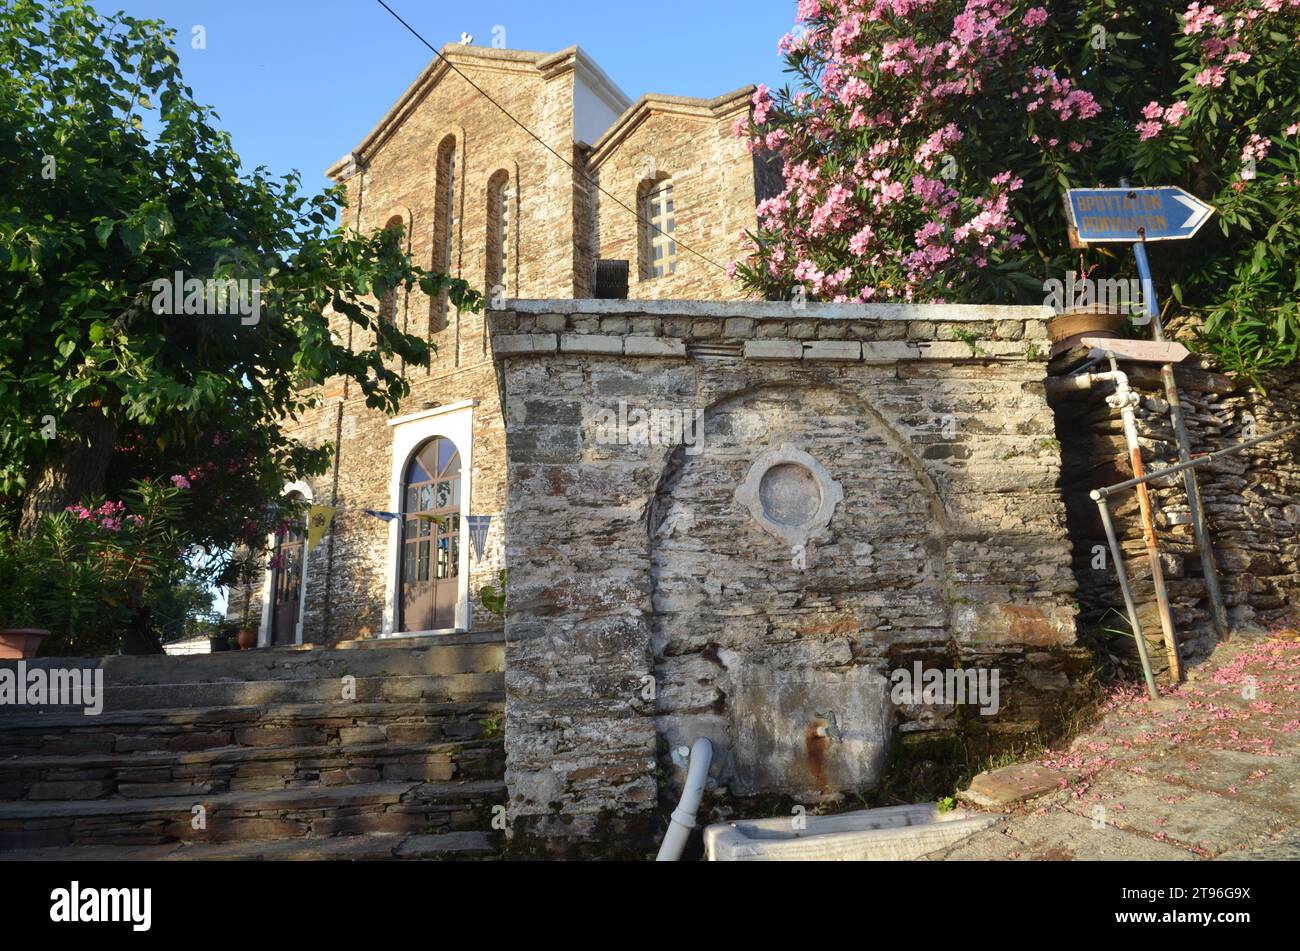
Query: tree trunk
[[18, 411, 116, 536]]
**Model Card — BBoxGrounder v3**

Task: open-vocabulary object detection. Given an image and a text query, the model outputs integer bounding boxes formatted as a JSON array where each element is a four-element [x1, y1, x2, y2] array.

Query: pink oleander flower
[[1195, 66, 1226, 87], [1138, 121, 1164, 141], [1164, 101, 1189, 126], [170, 474, 191, 489], [66, 503, 92, 521], [752, 84, 773, 125], [1285, 122, 1300, 138], [1242, 132, 1271, 164]]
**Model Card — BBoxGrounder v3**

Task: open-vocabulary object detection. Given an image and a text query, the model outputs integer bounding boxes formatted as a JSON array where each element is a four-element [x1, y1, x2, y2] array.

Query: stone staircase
[[0, 632, 506, 860]]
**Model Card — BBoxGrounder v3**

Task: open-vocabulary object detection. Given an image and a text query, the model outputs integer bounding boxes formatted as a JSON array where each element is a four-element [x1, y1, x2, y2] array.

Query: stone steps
[[0, 699, 502, 755], [0, 830, 499, 861], [0, 672, 504, 713], [0, 637, 507, 860], [0, 778, 507, 850], [0, 737, 505, 800]]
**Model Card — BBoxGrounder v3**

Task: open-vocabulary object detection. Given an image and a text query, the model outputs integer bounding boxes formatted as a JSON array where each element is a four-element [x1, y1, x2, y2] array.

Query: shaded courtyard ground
[[934, 629, 1300, 861]]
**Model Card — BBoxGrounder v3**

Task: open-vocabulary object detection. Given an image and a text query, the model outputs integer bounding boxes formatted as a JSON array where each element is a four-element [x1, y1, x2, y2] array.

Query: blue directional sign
[[1067, 187, 1215, 243]]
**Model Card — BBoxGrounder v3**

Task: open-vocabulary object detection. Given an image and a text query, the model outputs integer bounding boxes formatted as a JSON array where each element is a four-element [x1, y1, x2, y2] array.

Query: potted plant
[[1047, 303, 1129, 357], [210, 619, 236, 653], [235, 581, 257, 650], [1045, 261, 1135, 357], [0, 531, 49, 659]]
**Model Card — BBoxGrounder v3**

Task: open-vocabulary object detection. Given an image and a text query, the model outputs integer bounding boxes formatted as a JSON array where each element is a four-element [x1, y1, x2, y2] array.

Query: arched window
[[431, 135, 458, 332], [642, 177, 676, 278], [399, 436, 461, 632], [378, 215, 404, 325], [486, 170, 510, 295]]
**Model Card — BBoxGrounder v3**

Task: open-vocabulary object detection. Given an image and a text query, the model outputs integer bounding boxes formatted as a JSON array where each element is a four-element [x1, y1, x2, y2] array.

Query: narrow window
[[378, 215, 404, 324], [486, 170, 510, 294], [645, 179, 676, 278], [431, 136, 458, 332]]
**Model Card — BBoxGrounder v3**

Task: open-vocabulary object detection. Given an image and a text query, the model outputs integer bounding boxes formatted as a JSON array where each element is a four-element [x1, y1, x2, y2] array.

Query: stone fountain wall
[[490, 300, 1088, 858]]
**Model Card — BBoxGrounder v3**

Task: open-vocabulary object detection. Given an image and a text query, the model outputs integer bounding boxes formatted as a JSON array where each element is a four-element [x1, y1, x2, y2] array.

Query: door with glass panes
[[400, 437, 461, 632]]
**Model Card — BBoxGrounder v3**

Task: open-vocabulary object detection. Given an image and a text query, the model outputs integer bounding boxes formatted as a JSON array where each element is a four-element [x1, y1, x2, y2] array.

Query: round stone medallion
[[758, 463, 820, 526], [735, 445, 843, 546]]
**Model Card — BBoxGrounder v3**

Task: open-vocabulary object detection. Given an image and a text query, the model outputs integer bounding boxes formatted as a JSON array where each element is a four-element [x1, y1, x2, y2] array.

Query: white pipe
[[655, 737, 713, 861]]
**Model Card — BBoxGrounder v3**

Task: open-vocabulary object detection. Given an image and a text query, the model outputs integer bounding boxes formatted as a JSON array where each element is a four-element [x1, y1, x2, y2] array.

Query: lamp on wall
[[465, 515, 493, 562]]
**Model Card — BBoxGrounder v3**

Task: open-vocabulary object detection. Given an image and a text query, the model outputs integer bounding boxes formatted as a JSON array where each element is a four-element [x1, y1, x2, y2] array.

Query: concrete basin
[[704, 803, 1004, 861]]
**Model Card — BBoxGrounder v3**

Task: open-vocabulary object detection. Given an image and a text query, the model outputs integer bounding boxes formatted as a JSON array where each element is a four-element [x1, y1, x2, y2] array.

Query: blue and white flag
[[363, 509, 401, 523], [466, 515, 492, 562]]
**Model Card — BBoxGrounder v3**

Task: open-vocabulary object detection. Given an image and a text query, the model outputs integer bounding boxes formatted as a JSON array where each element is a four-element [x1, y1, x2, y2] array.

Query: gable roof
[[584, 86, 755, 168], [326, 44, 633, 181]]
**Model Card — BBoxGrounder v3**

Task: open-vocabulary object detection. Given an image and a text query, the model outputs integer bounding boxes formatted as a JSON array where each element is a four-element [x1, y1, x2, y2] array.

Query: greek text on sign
[[1067, 187, 1215, 243]]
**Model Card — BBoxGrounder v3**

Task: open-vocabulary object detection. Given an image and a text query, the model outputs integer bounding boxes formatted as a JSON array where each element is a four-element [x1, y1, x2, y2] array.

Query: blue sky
[[106, 0, 797, 190]]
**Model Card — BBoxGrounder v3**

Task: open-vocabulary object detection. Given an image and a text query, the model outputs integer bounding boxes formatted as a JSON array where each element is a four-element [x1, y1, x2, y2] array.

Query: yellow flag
[[306, 504, 337, 554]]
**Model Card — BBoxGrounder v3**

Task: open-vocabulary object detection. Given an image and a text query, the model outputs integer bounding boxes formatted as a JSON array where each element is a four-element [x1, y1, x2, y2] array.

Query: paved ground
[[932, 630, 1300, 861]]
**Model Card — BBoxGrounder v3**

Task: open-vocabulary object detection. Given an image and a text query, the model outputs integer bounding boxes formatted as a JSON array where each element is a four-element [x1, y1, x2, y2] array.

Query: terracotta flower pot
[[0, 628, 49, 660], [1047, 306, 1129, 357], [236, 627, 257, 651]]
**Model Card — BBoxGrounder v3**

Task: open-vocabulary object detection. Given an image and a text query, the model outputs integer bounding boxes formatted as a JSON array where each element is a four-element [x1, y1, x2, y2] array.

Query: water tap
[[814, 711, 843, 743]]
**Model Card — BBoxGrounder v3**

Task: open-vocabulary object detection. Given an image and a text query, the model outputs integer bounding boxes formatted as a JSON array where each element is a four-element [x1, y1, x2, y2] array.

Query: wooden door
[[400, 437, 461, 633], [270, 517, 305, 645]]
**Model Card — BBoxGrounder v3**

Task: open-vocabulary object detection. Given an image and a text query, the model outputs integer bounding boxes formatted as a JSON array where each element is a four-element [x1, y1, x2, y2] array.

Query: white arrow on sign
[[1083, 337, 1191, 364], [1172, 192, 1214, 235]]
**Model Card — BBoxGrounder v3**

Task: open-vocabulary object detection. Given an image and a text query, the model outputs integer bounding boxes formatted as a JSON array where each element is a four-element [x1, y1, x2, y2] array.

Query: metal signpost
[[1066, 184, 1225, 685]]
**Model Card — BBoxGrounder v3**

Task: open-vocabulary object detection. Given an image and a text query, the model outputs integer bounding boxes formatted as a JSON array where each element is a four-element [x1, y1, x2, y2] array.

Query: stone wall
[[1049, 356, 1300, 671], [490, 299, 1087, 858]]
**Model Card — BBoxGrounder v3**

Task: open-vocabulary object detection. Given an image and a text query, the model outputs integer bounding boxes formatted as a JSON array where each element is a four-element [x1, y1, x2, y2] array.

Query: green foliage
[[480, 569, 508, 618], [0, 0, 481, 564], [0, 478, 199, 654], [737, 0, 1300, 382]]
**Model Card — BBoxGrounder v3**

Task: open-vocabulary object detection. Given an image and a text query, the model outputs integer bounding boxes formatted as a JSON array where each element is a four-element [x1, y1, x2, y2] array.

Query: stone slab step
[[0, 737, 505, 800], [0, 637, 504, 692], [0, 700, 504, 759], [0, 779, 506, 850], [0, 699, 502, 732], [334, 630, 504, 649], [0, 830, 499, 861], [0, 672, 505, 714]]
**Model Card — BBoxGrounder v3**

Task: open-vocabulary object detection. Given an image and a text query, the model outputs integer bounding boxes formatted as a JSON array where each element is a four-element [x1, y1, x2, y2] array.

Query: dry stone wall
[[491, 299, 1087, 858], [1050, 357, 1300, 671]]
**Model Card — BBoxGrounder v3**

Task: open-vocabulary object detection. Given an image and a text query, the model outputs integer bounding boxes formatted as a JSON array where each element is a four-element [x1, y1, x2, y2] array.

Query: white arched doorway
[[382, 400, 476, 636]]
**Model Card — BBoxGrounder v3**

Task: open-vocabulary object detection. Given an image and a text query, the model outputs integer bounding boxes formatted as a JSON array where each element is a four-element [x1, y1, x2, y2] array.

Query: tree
[[0, 0, 480, 580], [733, 0, 1300, 382]]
